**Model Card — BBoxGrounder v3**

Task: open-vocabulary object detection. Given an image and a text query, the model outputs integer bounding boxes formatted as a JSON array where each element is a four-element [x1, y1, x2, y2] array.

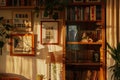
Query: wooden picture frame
[[10, 33, 35, 56], [12, 11, 32, 32], [41, 21, 59, 45], [73, 0, 83, 2]]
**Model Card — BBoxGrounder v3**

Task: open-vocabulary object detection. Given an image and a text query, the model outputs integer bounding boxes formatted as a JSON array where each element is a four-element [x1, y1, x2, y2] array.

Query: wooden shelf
[[0, 6, 35, 9], [65, 0, 105, 79], [66, 20, 102, 23], [67, 42, 102, 45], [66, 62, 102, 66], [66, 62, 102, 70], [68, 2, 103, 6]]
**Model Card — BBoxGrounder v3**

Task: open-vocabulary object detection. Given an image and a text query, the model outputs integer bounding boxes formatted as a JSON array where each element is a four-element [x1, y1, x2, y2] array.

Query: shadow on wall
[[0, 73, 29, 80]]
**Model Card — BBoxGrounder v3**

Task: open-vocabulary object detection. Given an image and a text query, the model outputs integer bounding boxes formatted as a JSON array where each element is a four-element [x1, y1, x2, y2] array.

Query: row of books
[[66, 6, 101, 21], [72, 0, 101, 2], [66, 69, 100, 80], [0, 0, 35, 6], [65, 49, 100, 63]]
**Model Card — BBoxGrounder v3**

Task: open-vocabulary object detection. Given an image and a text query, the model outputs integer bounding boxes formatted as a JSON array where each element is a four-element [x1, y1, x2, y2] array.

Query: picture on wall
[[12, 11, 32, 32], [10, 33, 35, 56], [41, 21, 59, 45]]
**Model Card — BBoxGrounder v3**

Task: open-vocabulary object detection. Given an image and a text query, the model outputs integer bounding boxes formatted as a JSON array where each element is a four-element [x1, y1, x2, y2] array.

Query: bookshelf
[[0, 0, 35, 8], [64, 0, 106, 80]]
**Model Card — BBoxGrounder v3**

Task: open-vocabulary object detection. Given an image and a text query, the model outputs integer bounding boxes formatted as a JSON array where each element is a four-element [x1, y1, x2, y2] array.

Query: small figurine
[[81, 32, 93, 42], [81, 32, 88, 42]]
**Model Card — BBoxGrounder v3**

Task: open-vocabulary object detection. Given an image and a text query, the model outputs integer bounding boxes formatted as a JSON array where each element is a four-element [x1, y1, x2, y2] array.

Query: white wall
[[0, 10, 64, 80]]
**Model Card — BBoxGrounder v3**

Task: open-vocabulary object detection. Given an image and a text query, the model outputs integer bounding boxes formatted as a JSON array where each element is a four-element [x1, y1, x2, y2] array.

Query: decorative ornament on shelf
[[34, 0, 68, 20], [0, 17, 13, 55]]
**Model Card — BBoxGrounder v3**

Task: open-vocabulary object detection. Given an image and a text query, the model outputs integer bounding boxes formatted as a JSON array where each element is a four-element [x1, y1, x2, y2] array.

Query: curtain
[[106, 0, 120, 80]]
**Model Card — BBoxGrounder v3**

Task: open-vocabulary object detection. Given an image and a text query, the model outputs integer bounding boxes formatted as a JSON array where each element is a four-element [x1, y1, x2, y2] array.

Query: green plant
[[107, 42, 120, 80], [0, 17, 13, 48], [34, 0, 68, 19]]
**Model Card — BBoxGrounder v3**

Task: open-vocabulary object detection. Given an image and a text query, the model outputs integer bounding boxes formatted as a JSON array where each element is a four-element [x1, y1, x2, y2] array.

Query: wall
[[0, 10, 64, 80]]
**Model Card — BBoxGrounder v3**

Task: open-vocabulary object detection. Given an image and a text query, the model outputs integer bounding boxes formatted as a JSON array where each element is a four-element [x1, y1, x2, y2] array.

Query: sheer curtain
[[106, 0, 120, 80]]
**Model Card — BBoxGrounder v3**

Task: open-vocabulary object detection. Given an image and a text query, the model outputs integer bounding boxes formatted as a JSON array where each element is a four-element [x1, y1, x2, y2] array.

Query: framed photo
[[73, 0, 83, 2], [41, 21, 59, 45], [10, 33, 35, 56], [12, 11, 32, 32]]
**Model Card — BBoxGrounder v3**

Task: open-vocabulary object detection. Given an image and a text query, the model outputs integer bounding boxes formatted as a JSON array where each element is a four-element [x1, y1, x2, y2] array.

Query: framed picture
[[12, 11, 32, 32], [10, 33, 35, 56], [41, 21, 59, 45], [73, 0, 83, 2]]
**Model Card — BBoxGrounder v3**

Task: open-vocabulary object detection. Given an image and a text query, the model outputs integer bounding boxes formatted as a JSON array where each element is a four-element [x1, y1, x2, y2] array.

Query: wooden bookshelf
[[64, 0, 106, 80], [67, 42, 102, 45]]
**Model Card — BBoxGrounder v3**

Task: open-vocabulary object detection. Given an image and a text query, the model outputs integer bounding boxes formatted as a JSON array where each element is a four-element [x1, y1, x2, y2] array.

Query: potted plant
[[106, 42, 120, 80], [0, 17, 13, 55]]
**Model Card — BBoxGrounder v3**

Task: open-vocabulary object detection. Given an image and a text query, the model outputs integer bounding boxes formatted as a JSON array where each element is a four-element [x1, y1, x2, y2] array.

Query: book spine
[[80, 7, 84, 21], [21, 0, 24, 6], [84, 7, 90, 21], [90, 6, 96, 21], [32, 0, 36, 6], [96, 6, 101, 20]]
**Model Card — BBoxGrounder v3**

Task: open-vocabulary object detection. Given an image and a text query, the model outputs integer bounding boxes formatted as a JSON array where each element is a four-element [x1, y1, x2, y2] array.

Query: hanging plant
[[0, 17, 13, 54], [34, 0, 68, 20]]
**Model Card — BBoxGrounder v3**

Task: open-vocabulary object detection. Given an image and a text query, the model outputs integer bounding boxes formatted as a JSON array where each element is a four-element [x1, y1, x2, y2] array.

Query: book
[[90, 70, 98, 80], [90, 6, 96, 21], [75, 6, 80, 21], [96, 6, 101, 20], [84, 7, 90, 20]]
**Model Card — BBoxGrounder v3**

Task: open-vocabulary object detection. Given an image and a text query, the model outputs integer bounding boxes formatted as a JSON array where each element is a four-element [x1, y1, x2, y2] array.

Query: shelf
[[65, 0, 105, 79], [0, 6, 35, 9], [67, 42, 102, 45], [66, 62, 102, 69], [66, 20, 102, 23], [66, 62, 102, 66], [68, 2, 103, 6]]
